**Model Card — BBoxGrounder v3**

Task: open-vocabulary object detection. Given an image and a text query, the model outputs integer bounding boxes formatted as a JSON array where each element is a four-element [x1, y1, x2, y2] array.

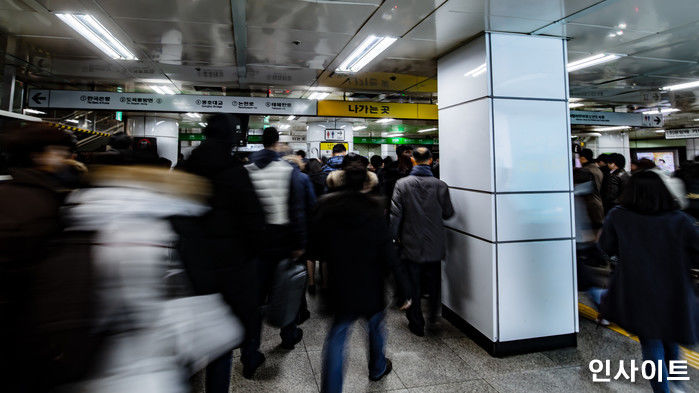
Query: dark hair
[[0, 123, 73, 167], [580, 148, 594, 162], [204, 114, 239, 142], [619, 170, 677, 214], [307, 158, 323, 174], [262, 127, 279, 148], [359, 155, 369, 168], [383, 156, 394, 166], [595, 154, 610, 164], [341, 153, 367, 191], [109, 133, 133, 150], [296, 150, 306, 158], [332, 143, 346, 154], [370, 155, 383, 169], [637, 158, 656, 170], [610, 153, 626, 169], [396, 145, 413, 156], [413, 147, 432, 163]]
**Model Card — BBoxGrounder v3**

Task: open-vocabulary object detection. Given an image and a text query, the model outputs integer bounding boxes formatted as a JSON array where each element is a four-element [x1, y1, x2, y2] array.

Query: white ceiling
[[1, 0, 698, 130]]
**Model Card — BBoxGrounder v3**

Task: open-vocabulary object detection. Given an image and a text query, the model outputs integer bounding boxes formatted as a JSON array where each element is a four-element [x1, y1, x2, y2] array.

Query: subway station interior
[[1, 1, 699, 392]]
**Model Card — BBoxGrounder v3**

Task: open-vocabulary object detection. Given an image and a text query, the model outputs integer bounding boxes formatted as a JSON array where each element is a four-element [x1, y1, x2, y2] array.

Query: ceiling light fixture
[[661, 80, 699, 91], [594, 126, 631, 131], [278, 124, 291, 130], [23, 108, 46, 115], [654, 129, 665, 133], [376, 118, 394, 124], [464, 63, 486, 77], [336, 35, 397, 73], [56, 13, 137, 60], [618, 23, 627, 29], [642, 108, 679, 115], [198, 122, 207, 128], [569, 103, 585, 108], [567, 53, 622, 72], [308, 92, 329, 100], [66, 119, 79, 124], [185, 113, 201, 119], [569, 97, 584, 102], [353, 125, 367, 131], [386, 133, 402, 137], [287, 115, 296, 121], [418, 127, 438, 133]]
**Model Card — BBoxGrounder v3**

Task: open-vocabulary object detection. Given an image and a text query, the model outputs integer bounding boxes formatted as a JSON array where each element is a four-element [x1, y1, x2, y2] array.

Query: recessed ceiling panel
[[568, 0, 699, 32], [138, 43, 236, 66], [247, 26, 350, 55], [246, 0, 379, 35], [98, 0, 232, 24], [114, 19, 233, 46], [542, 23, 652, 53]]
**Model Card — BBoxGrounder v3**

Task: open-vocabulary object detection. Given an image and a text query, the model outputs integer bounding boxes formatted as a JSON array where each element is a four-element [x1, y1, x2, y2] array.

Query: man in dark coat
[[179, 114, 266, 389], [309, 155, 411, 393], [602, 153, 630, 213], [0, 125, 74, 392], [390, 147, 454, 336], [578, 148, 604, 228]]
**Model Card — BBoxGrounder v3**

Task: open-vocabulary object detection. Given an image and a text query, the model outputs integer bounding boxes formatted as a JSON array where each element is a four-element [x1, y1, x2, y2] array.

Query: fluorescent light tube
[[353, 126, 367, 131], [66, 119, 79, 124], [567, 53, 621, 72], [661, 80, 699, 91], [287, 115, 296, 121], [198, 122, 207, 128], [418, 128, 437, 133], [569, 97, 583, 102], [464, 63, 486, 77], [185, 113, 201, 119], [160, 86, 176, 95], [56, 13, 137, 60], [642, 108, 679, 114], [336, 35, 397, 73], [308, 92, 329, 100], [569, 103, 585, 108], [376, 118, 394, 124], [23, 108, 46, 115], [278, 124, 291, 130], [654, 129, 665, 133], [594, 126, 631, 131]]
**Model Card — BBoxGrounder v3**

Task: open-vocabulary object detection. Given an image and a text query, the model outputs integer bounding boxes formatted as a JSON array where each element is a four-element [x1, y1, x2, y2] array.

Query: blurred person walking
[[62, 165, 241, 393], [390, 147, 454, 336], [0, 125, 76, 392], [578, 148, 604, 230], [309, 155, 411, 393], [179, 114, 267, 389], [599, 170, 698, 393], [245, 127, 308, 372]]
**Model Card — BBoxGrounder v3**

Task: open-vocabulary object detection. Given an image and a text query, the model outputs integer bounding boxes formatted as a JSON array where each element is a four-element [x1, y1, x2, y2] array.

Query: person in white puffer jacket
[[60, 165, 242, 393]]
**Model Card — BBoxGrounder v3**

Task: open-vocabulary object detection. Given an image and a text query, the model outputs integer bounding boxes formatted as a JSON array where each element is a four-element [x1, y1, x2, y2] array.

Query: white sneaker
[[596, 318, 610, 326]]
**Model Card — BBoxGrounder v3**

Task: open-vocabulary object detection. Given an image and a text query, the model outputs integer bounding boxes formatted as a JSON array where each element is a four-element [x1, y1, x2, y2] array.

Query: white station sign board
[[28, 89, 317, 116], [665, 128, 699, 139], [570, 110, 663, 127]]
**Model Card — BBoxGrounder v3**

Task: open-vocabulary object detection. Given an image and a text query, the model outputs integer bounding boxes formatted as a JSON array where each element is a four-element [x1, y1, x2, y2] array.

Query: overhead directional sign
[[665, 128, 699, 139], [318, 100, 438, 120], [570, 110, 663, 127], [27, 89, 317, 116]]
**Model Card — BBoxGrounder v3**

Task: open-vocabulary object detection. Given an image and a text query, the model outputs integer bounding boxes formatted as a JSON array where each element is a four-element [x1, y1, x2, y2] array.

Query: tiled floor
[[199, 293, 699, 393]]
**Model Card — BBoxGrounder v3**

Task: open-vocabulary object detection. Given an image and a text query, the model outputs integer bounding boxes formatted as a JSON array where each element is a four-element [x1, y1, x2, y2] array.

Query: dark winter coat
[[603, 168, 630, 213], [390, 165, 455, 262], [308, 191, 410, 317], [599, 207, 699, 344], [579, 162, 605, 227], [178, 140, 265, 306]]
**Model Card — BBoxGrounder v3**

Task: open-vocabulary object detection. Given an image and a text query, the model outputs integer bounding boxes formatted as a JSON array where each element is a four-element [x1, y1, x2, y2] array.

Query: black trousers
[[405, 260, 441, 330]]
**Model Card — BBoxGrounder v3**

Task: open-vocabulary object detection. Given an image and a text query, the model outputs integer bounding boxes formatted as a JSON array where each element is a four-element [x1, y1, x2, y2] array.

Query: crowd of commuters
[[0, 115, 697, 393], [574, 148, 698, 393]]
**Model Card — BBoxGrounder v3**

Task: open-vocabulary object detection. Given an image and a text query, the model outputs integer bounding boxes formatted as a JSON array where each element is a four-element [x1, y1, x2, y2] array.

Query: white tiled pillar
[[438, 33, 576, 355]]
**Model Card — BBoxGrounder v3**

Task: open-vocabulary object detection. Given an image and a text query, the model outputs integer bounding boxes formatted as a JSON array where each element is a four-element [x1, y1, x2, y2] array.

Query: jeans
[[586, 287, 607, 309], [405, 261, 441, 331], [639, 338, 680, 393], [321, 311, 387, 393]]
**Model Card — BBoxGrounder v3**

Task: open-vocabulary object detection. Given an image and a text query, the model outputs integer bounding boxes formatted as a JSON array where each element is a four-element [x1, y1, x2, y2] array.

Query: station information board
[[28, 89, 317, 116], [664, 128, 699, 139], [570, 110, 663, 127]]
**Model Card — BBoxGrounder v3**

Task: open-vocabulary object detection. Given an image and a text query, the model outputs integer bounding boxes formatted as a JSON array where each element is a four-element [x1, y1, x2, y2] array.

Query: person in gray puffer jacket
[[390, 147, 454, 337]]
